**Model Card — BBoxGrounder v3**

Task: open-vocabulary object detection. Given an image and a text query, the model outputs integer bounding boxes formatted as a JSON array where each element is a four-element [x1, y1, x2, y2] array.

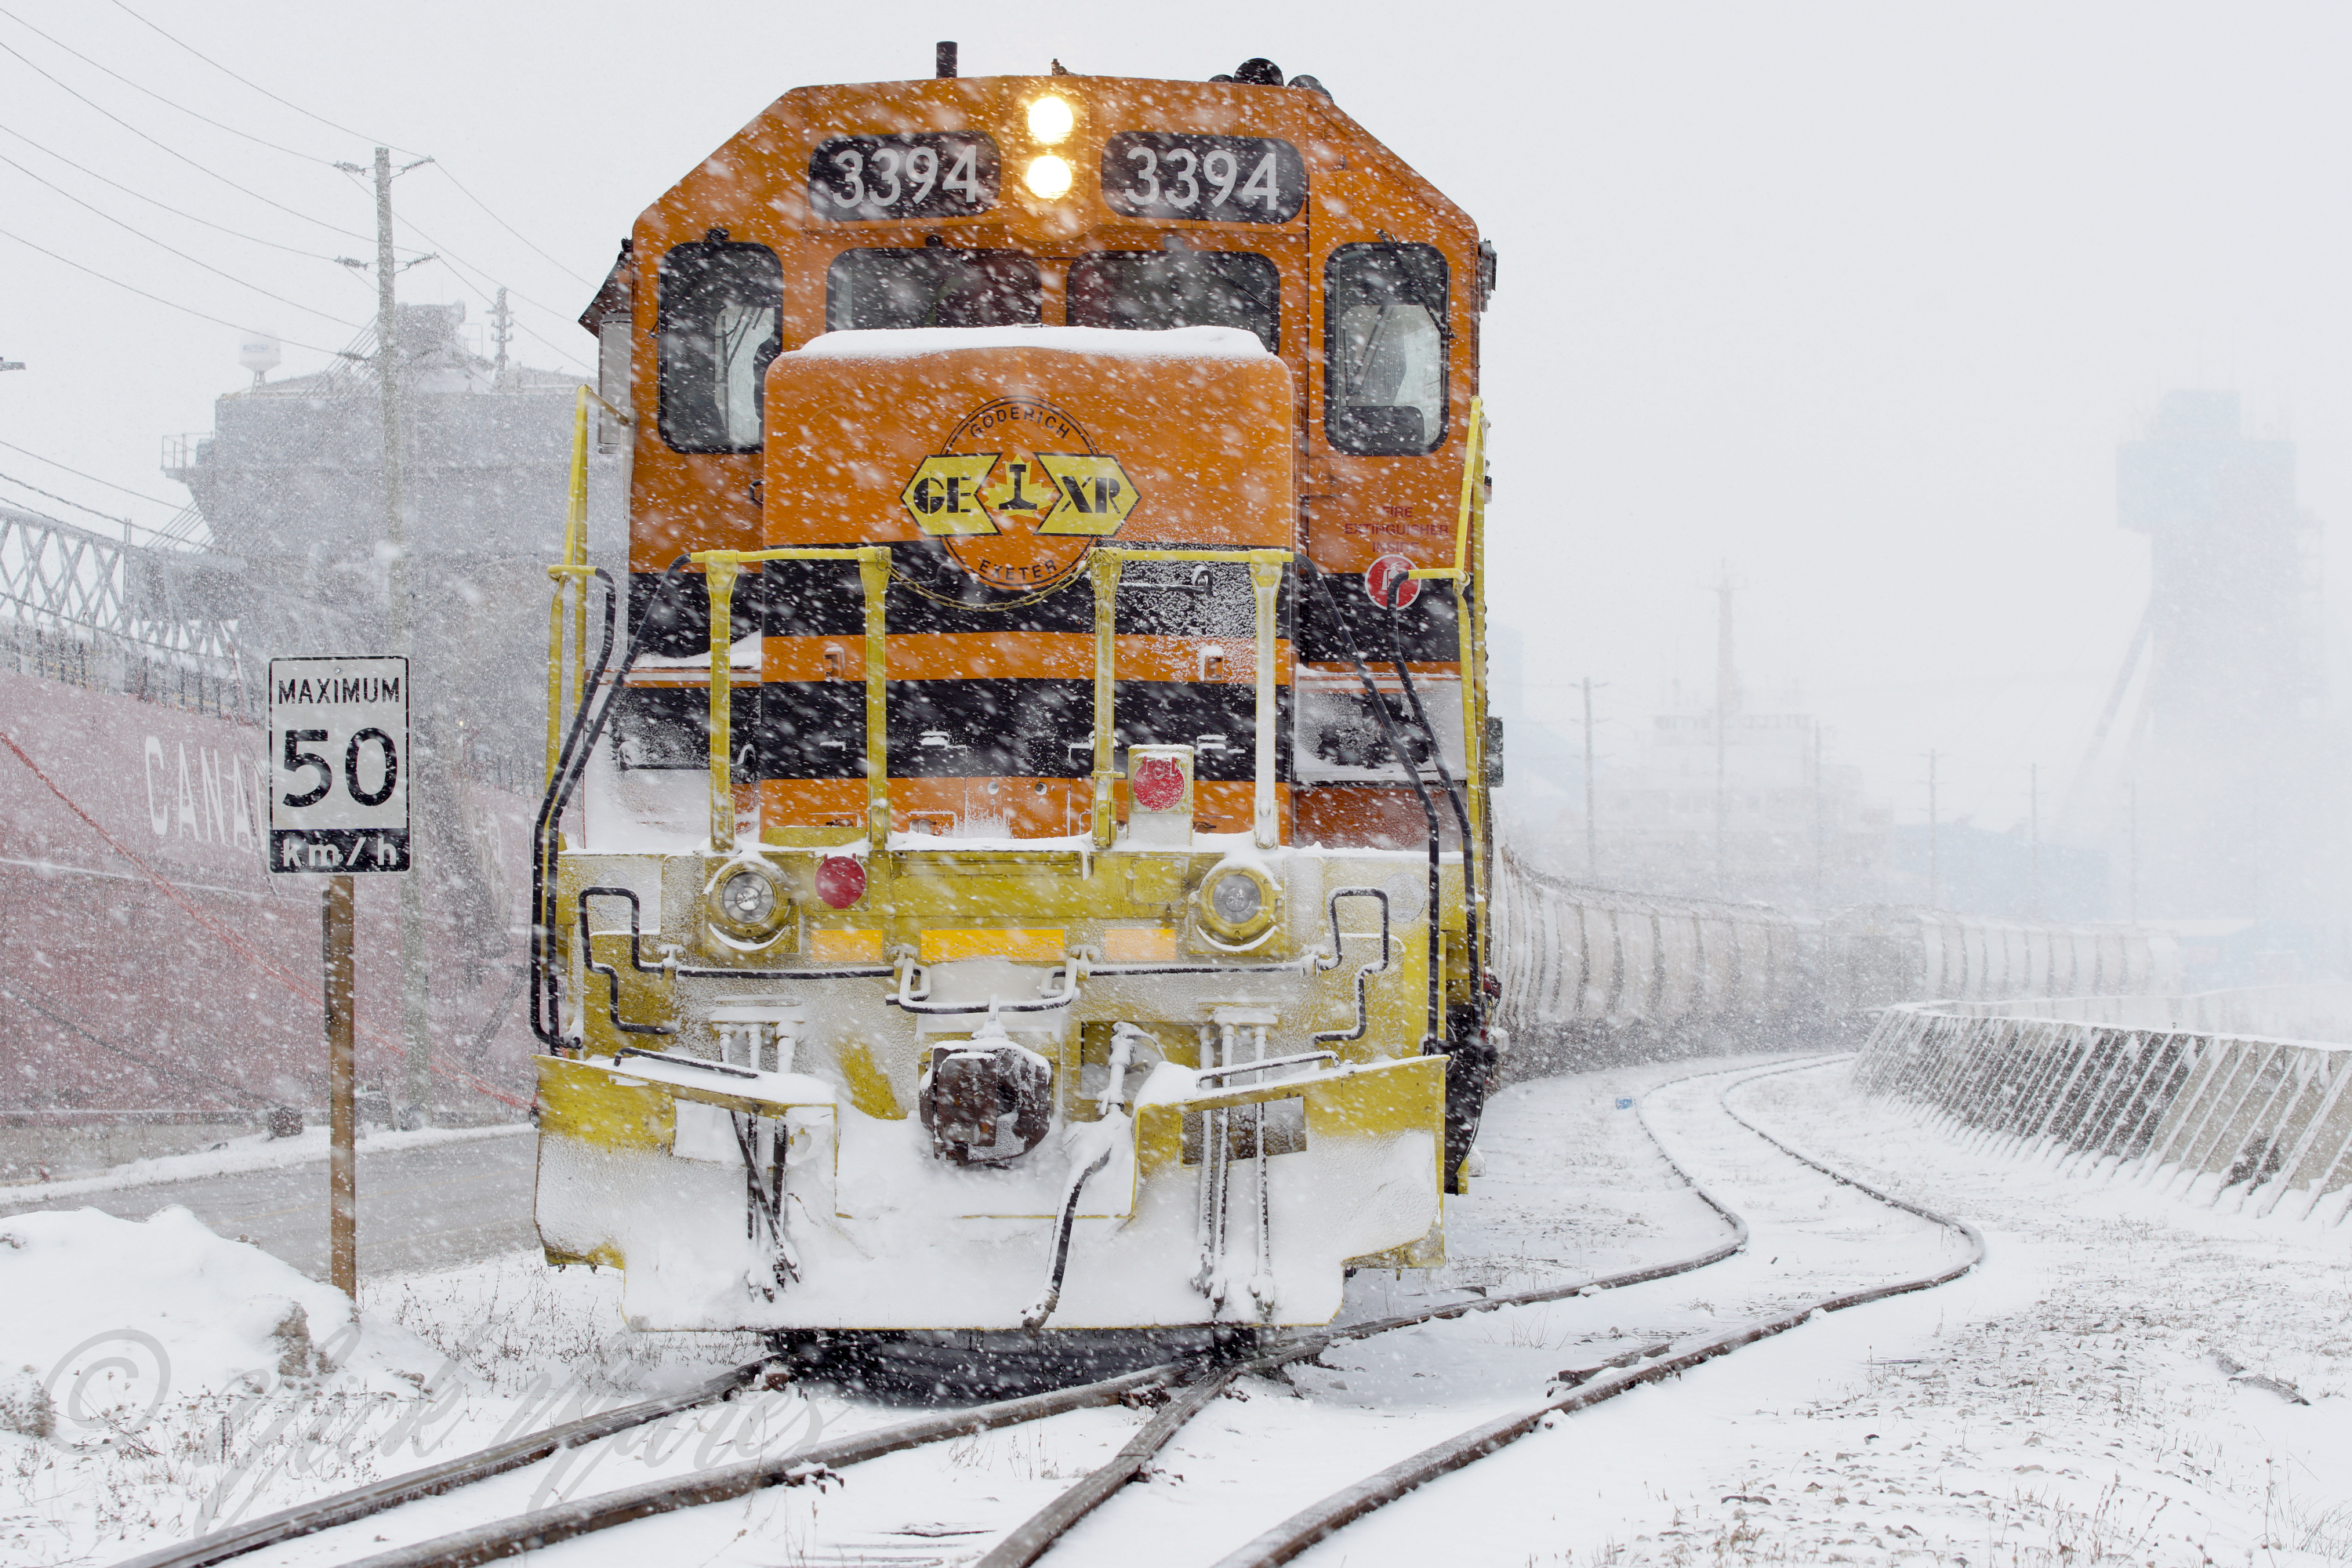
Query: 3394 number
[[808, 133, 999, 220], [1102, 134, 1305, 223]]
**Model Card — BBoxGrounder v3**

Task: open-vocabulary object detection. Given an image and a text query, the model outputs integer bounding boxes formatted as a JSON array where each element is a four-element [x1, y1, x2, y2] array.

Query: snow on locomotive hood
[[793, 324, 1273, 362]]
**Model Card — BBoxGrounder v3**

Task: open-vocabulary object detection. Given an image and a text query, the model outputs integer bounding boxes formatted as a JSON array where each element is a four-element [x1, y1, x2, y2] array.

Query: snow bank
[[0, 1207, 424, 1434]]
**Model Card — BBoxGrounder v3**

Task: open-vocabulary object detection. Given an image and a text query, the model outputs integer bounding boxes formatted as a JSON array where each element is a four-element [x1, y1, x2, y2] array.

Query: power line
[[92, 3, 590, 314], [103, 0, 422, 158], [16, 7, 587, 374], [361, 194, 581, 332], [360, 198, 591, 372], [430, 165, 593, 286], [0, 437, 182, 506], [0, 483, 189, 548], [0, 223, 343, 354], [0, 148, 361, 328], [412, 244, 593, 373], [0, 35, 374, 243], [0, 468, 143, 531], [0, 4, 336, 165], [0, 121, 349, 262]]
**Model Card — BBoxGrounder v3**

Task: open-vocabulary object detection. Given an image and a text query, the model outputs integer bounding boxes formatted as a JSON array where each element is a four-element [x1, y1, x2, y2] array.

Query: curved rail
[[109, 1356, 771, 1568], [1209, 1054, 1987, 1568], [965, 1058, 1764, 1568], [110, 1058, 1781, 1568], [328, 1203, 1753, 1568]]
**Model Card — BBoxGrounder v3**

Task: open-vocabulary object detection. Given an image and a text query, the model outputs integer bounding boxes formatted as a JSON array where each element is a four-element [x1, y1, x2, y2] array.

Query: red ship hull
[[0, 669, 535, 1117]]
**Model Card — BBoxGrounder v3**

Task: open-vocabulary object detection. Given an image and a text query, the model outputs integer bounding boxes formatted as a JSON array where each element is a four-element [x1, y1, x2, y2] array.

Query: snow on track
[[30, 1052, 2340, 1566], [1274, 1057, 2352, 1566], [396, 1053, 1953, 1568]]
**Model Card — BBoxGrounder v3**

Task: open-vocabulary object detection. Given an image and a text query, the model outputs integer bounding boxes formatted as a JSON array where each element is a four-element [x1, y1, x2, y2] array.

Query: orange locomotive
[[533, 50, 1499, 1342]]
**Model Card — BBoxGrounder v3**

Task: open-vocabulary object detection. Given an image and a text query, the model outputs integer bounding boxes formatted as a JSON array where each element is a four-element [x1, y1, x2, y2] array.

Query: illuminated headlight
[[704, 859, 792, 946], [1027, 95, 1074, 144], [1024, 154, 1073, 198], [1194, 862, 1279, 949]]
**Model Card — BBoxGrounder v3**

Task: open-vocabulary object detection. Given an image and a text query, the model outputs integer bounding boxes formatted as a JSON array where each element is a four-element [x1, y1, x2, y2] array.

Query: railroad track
[[1210, 1054, 1985, 1568], [118, 1053, 1976, 1568]]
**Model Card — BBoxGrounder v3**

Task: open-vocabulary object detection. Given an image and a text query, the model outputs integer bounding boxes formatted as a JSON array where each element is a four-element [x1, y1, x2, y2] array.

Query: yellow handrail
[[1406, 399, 1488, 930], [688, 541, 1290, 855], [1088, 546, 1291, 850], [692, 546, 892, 852], [1408, 395, 1483, 587], [546, 386, 629, 785]]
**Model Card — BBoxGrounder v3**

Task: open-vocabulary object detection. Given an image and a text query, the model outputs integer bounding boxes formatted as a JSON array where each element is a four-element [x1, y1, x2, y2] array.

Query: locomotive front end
[[533, 325, 1452, 1332]]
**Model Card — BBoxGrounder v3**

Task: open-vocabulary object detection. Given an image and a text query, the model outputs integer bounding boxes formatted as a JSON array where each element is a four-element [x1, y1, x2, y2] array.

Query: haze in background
[[4, 2, 2347, 924]]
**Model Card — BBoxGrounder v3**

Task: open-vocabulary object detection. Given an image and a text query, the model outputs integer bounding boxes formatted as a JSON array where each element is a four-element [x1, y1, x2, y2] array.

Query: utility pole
[[1581, 677, 1599, 881], [492, 286, 513, 383], [368, 147, 434, 1127], [2027, 762, 2041, 919], [1926, 748, 1940, 910]]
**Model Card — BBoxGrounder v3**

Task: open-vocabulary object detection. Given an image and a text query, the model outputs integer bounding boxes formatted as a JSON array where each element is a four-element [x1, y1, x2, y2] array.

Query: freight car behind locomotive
[[1496, 850, 2182, 1071]]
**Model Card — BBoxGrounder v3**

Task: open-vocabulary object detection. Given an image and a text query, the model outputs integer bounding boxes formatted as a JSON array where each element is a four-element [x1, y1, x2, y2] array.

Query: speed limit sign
[[268, 655, 410, 873]]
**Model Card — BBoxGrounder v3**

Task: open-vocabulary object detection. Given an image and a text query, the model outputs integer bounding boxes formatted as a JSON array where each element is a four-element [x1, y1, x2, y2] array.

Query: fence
[[1854, 985, 2352, 1224]]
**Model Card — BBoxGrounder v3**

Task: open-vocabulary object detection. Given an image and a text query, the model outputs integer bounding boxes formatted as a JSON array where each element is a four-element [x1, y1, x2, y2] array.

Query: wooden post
[[324, 873, 357, 1297]]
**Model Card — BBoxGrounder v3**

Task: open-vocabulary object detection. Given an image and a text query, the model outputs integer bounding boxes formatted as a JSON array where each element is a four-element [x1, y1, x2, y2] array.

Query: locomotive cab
[[531, 64, 1494, 1336]]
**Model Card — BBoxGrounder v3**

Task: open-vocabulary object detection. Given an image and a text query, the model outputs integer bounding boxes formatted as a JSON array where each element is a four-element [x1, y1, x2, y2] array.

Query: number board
[[808, 132, 999, 221], [268, 656, 409, 874], [1102, 134, 1305, 223]]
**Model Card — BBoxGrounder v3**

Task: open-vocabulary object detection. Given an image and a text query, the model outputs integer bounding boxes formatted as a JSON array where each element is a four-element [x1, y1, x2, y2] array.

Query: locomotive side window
[[826, 249, 1042, 330], [1324, 243, 1448, 456], [808, 133, 999, 221], [1066, 250, 1279, 352], [1101, 134, 1305, 223], [657, 238, 783, 454]]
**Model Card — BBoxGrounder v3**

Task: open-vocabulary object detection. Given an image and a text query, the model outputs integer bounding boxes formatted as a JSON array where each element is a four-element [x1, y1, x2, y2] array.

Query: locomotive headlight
[[703, 858, 793, 947], [1210, 873, 1261, 925], [1193, 861, 1279, 950], [1026, 94, 1074, 145], [1023, 154, 1073, 198], [719, 871, 774, 926]]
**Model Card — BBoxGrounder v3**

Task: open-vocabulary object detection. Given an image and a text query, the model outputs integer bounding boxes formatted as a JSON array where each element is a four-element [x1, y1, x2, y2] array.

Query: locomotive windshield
[[1325, 242, 1448, 455], [1066, 249, 1279, 352], [826, 248, 1043, 330], [657, 238, 783, 453]]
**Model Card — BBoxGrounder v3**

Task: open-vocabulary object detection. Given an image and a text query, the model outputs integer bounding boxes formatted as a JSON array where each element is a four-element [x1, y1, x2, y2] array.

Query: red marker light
[[1131, 754, 1185, 812], [815, 856, 866, 909]]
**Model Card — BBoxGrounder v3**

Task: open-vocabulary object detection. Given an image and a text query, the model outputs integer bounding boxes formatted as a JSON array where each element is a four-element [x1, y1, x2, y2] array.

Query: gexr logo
[[901, 452, 1137, 537], [898, 398, 1142, 592]]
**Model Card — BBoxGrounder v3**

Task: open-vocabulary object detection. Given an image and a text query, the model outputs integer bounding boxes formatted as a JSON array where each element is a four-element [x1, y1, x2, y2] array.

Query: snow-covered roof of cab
[[792, 325, 1272, 362]]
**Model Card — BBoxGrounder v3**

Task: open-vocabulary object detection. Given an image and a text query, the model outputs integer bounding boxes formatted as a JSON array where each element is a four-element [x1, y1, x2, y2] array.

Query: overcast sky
[[2, 2, 2345, 843]]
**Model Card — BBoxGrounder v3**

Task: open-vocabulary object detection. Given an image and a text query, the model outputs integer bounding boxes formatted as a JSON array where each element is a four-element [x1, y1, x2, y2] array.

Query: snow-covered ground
[[1327, 1060, 2352, 1567], [3, 1056, 2346, 1566]]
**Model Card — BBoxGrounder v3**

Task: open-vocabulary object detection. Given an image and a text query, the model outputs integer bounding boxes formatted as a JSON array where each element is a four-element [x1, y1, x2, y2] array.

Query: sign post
[[323, 873, 355, 1294], [269, 656, 410, 1299]]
